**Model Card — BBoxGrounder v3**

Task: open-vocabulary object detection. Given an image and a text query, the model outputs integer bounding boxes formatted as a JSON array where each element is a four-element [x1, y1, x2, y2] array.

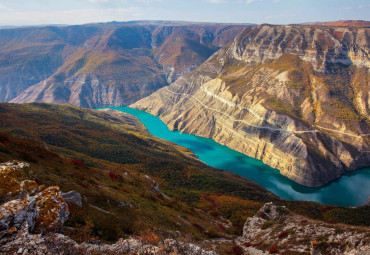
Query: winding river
[[102, 107, 370, 207]]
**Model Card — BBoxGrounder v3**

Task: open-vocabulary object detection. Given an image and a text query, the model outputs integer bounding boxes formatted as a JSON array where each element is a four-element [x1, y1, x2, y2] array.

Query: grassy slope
[[0, 103, 368, 243]]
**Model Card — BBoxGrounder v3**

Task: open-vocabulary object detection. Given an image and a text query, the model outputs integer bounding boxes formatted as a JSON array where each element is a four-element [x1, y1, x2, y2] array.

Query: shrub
[[211, 211, 221, 217], [71, 159, 84, 167], [206, 225, 222, 238], [262, 221, 274, 230], [191, 223, 205, 232], [244, 242, 251, 247], [232, 245, 244, 255], [218, 223, 226, 230], [78, 181, 88, 189], [278, 231, 288, 239], [257, 211, 269, 220], [109, 172, 118, 180], [285, 228, 295, 234], [269, 247, 278, 254]]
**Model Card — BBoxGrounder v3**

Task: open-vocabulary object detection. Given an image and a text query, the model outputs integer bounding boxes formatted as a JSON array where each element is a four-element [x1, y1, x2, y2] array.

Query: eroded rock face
[[132, 24, 370, 187], [237, 203, 370, 255], [232, 24, 370, 72]]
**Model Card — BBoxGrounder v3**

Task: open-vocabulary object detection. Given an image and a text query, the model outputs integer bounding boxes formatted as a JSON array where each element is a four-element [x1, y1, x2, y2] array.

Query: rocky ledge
[[237, 203, 370, 255]]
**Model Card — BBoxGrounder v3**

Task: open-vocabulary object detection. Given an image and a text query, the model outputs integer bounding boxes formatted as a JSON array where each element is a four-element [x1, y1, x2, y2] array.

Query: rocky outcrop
[[62, 191, 82, 207], [0, 223, 217, 255], [237, 203, 370, 255], [0, 161, 69, 234], [132, 24, 370, 187], [0, 160, 217, 255]]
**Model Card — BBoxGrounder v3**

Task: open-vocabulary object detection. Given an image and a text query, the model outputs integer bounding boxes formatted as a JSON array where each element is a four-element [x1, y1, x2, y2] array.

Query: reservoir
[[102, 107, 370, 207]]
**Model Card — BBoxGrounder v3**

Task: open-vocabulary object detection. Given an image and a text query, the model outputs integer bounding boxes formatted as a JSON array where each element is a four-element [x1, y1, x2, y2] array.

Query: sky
[[0, 0, 369, 26]]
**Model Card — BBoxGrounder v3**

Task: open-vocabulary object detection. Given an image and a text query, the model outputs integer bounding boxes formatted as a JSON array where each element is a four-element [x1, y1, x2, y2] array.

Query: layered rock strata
[[132, 24, 370, 186]]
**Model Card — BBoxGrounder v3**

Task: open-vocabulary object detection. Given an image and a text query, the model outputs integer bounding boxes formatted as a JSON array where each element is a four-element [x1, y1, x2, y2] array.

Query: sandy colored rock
[[132, 24, 370, 187]]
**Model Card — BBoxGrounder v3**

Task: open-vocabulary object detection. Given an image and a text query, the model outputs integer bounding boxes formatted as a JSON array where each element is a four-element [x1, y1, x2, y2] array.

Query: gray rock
[[62, 191, 82, 206]]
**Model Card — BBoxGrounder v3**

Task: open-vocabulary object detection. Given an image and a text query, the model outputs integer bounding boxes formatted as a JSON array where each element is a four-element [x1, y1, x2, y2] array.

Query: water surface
[[102, 106, 370, 206]]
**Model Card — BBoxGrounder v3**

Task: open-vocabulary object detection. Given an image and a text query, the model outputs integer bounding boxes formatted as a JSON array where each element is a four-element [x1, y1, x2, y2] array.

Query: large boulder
[[0, 161, 69, 233]]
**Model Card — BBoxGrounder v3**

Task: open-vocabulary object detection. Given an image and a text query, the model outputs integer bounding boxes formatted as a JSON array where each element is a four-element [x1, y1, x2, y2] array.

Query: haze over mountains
[[0, 21, 247, 107]]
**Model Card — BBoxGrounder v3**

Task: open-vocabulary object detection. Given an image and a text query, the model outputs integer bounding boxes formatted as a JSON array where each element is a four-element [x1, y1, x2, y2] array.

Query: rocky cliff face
[[132, 24, 370, 187], [0, 22, 248, 107]]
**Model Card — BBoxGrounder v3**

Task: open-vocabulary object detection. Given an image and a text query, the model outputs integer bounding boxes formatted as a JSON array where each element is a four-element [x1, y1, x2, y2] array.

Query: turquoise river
[[102, 107, 370, 207]]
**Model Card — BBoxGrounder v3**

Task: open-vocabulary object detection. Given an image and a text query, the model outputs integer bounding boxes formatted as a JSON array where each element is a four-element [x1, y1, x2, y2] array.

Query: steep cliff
[[132, 24, 370, 187], [0, 22, 248, 107]]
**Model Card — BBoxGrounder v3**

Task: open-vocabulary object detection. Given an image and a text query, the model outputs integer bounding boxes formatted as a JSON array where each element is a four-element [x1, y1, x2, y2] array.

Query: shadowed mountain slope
[[0, 22, 249, 107]]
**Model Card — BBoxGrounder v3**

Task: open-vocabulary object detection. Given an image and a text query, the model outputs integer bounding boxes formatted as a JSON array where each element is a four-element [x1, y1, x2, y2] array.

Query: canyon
[[132, 23, 370, 187], [0, 21, 248, 107]]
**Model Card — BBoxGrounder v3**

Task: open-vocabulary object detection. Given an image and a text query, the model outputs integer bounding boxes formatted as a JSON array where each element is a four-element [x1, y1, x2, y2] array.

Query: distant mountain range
[[0, 21, 248, 107]]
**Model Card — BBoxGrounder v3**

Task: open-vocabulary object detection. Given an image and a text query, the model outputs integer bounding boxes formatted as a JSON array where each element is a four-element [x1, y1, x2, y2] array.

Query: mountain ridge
[[0, 22, 249, 106]]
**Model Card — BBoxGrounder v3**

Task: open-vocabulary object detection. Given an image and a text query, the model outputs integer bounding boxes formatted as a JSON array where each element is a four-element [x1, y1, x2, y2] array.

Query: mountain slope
[[0, 22, 248, 107], [0, 102, 369, 254], [132, 24, 370, 187], [0, 102, 276, 242]]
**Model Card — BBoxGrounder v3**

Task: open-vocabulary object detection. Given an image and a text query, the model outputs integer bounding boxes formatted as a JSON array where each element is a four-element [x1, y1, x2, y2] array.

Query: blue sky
[[0, 0, 369, 26]]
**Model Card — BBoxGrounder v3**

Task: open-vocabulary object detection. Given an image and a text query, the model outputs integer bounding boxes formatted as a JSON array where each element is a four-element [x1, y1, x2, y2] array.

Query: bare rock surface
[[0, 161, 217, 255], [237, 202, 370, 255]]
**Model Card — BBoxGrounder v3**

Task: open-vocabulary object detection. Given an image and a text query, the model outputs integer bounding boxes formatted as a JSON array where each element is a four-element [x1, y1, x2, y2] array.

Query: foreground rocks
[[1, 161, 369, 254], [237, 203, 370, 255], [1, 223, 217, 255], [0, 161, 69, 234], [0, 161, 216, 255]]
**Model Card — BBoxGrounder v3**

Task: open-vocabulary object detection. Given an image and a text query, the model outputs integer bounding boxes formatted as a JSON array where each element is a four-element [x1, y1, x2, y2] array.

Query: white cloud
[[135, 0, 163, 3], [245, 0, 255, 4], [357, 4, 370, 8], [203, 0, 228, 3], [273, 0, 281, 3], [0, 4, 12, 11], [89, 0, 109, 3]]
